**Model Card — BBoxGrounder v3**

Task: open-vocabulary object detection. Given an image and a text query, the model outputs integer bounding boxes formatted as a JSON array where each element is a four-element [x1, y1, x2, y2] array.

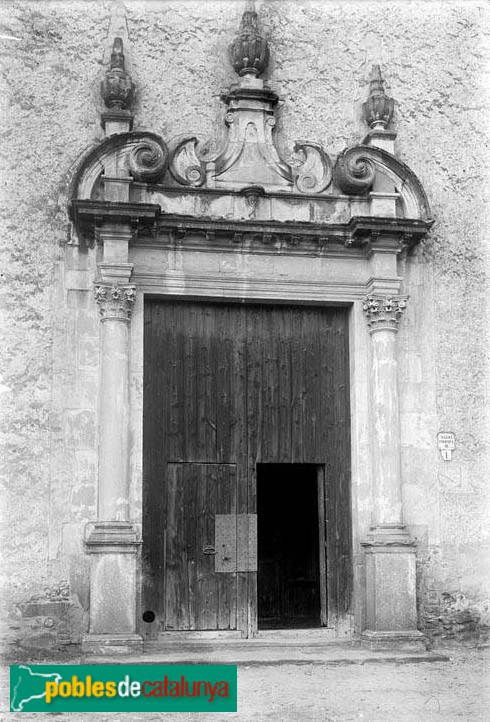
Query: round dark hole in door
[[142, 610, 155, 623]]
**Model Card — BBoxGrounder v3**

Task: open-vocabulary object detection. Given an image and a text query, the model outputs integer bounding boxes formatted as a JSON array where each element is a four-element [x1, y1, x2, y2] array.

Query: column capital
[[363, 294, 408, 333], [94, 282, 136, 322]]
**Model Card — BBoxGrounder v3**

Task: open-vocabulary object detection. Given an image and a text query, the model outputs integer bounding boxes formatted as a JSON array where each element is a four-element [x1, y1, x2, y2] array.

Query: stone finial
[[101, 37, 134, 110], [363, 295, 407, 332], [229, 0, 269, 78], [362, 65, 394, 131]]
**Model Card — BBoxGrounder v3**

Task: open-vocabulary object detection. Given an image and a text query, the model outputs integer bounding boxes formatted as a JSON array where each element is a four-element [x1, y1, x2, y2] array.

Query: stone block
[[76, 309, 99, 337], [65, 271, 91, 291], [65, 246, 90, 272], [64, 410, 96, 448], [67, 289, 90, 308], [20, 601, 71, 618], [76, 370, 99, 408], [77, 338, 99, 368]]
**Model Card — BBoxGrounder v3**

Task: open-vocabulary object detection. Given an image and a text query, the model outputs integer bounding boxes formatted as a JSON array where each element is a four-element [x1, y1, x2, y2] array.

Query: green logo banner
[[10, 664, 237, 712]]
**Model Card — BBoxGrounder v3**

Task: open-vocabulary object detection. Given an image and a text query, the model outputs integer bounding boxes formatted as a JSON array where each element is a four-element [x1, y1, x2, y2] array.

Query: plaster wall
[[1, 0, 489, 647]]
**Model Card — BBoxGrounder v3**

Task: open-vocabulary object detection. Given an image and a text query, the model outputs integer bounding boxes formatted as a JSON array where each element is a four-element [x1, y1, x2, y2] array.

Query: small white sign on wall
[[437, 431, 456, 460]]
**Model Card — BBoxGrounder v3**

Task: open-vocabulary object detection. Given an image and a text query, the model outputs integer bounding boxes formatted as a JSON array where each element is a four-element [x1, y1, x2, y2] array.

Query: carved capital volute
[[363, 294, 407, 333], [94, 283, 136, 322]]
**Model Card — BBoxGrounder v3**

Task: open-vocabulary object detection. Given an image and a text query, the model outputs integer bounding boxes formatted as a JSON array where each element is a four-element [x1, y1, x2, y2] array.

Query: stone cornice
[[70, 200, 161, 247], [70, 199, 160, 225], [131, 213, 431, 253]]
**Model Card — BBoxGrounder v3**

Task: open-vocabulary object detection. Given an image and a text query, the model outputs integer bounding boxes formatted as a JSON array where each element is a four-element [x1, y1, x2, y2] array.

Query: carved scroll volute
[[127, 136, 169, 183], [333, 146, 376, 195], [291, 142, 332, 194], [168, 136, 207, 187]]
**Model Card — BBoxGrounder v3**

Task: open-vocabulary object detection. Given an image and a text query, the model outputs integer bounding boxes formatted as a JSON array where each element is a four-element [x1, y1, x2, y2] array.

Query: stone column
[[82, 281, 142, 654], [361, 294, 426, 650]]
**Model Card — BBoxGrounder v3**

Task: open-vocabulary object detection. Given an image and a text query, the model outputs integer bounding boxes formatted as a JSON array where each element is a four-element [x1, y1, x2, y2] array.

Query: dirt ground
[[2, 645, 489, 721]]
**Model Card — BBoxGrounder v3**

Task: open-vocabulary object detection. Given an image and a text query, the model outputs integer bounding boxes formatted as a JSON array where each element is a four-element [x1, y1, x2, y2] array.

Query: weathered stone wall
[[1, 0, 489, 647]]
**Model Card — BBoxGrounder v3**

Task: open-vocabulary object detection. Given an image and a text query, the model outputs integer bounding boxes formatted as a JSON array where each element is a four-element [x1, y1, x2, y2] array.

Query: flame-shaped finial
[[101, 37, 134, 110], [362, 65, 395, 131], [229, 0, 269, 78]]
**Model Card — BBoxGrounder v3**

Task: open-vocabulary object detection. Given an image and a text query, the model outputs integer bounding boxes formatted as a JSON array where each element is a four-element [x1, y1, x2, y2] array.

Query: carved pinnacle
[[362, 65, 395, 131]]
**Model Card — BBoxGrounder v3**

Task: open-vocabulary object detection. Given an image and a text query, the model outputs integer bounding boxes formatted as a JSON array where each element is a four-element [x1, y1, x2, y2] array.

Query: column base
[[85, 520, 140, 549], [360, 629, 427, 652], [82, 633, 143, 655]]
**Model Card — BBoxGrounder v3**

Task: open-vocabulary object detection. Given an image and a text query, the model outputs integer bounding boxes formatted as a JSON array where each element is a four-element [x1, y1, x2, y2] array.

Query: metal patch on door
[[214, 514, 257, 572], [237, 514, 257, 572], [215, 515, 236, 573]]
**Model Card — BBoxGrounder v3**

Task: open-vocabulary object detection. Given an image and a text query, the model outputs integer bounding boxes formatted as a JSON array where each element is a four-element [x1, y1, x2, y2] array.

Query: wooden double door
[[143, 300, 351, 635]]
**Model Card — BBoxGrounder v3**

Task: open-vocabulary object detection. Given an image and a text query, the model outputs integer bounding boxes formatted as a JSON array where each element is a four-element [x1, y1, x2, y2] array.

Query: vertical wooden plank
[[320, 313, 339, 624], [261, 306, 281, 463], [217, 463, 238, 630], [198, 463, 217, 628], [234, 306, 249, 636], [142, 301, 169, 635], [277, 308, 292, 463], [317, 465, 328, 626], [290, 307, 304, 462], [246, 305, 261, 478], [216, 306, 231, 464], [165, 463, 190, 630], [335, 309, 352, 616], [303, 308, 321, 462], [166, 302, 184, 462], [180, 304, 196, 462], [202, 307, 218, 462], [245, 305, 260, 637]]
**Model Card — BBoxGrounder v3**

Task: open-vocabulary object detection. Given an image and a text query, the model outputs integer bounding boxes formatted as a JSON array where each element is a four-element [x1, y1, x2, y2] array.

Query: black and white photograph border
[[0, 0, 489, 719]]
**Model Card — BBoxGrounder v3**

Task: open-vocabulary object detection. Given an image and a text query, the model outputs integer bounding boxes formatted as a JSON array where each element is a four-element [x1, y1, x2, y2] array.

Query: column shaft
[[99, 317, 130, 520], [371, 328, 403, 526]]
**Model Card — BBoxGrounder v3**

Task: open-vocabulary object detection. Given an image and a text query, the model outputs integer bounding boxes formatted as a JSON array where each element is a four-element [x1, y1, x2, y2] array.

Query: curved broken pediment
[[68, 131, 168, 203], [333, 145, 431, 221], [68, 7, 433, 253]]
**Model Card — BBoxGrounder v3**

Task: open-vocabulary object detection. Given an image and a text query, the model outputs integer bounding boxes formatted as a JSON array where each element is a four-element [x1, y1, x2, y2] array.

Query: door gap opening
[[257, 464, 322, 630]]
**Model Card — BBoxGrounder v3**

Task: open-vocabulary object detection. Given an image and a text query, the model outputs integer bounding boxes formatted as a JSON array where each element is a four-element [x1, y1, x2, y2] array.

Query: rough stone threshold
[[87, 631, 449, 666]]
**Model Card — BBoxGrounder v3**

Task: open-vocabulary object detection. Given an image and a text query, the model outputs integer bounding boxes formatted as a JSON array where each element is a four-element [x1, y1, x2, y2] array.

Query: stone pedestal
[[361, 294, 426, 650], [361, 526, 425, 650], [82, 522, 142, 654]]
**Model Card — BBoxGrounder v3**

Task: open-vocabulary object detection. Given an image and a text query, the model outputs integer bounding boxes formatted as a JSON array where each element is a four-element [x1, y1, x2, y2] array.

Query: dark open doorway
[[257, 464, 323, 629]]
